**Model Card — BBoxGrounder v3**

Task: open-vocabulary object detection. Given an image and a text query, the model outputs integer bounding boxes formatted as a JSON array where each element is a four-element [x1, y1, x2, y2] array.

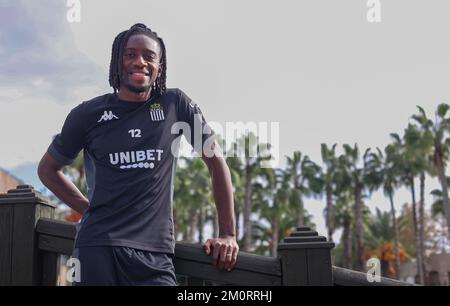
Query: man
[[38, 23, 239, 286]]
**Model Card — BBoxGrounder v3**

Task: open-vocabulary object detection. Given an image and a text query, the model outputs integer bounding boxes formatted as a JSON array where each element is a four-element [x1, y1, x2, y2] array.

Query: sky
[[1, 0, 449, 241]]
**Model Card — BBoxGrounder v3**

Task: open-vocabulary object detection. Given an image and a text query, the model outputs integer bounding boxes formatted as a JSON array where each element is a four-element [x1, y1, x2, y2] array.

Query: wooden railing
[[35, 217, 282, 286], [0, 185, 413, 286]]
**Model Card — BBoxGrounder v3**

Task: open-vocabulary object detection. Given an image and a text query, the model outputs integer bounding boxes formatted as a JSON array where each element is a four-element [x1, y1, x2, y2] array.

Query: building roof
[[0, 166, 25, 185]]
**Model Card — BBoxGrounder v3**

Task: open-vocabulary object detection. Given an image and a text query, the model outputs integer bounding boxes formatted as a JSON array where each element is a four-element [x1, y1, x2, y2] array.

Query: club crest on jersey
[[149, 103, 165, 121]]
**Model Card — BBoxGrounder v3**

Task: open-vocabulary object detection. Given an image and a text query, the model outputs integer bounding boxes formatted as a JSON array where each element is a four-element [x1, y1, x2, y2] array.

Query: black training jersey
[[48, 88, 213, 254]]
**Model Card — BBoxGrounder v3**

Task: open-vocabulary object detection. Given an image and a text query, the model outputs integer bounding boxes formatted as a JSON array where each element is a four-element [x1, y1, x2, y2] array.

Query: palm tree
[[379, 144, 403, 279], [429, 182, 450, 217], [228, 133, 270, 252], [285, 151, 322, 228], [254, 167, 279, 256], [390, 132, 423, 283], [334, 190, 354, 269], [320, 143, 339, 242], [339, 144, 383, 271], [255, 168, 292, 257], [173, 161, 192, 241], [190, 158, 214, 244], [429, 184, 450, 252], [403, 123, 433, 284], [411, 104, 450, 238], [241, 134, 259, 252], [175, 157, 214, 243]]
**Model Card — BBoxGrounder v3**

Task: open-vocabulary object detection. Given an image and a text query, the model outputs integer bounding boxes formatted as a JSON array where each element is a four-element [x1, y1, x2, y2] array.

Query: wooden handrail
[[35, 218, 413, 286], [35, 218, 282, 286], [174, 242, 281, 285]]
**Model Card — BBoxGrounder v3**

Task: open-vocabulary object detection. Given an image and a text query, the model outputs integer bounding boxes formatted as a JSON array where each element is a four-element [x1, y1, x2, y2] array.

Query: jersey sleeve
[[47, 102, 87, 165], [176, 89, 215, 155]]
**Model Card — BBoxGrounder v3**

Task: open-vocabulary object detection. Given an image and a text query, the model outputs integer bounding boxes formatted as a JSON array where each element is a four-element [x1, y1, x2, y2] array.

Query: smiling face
[[119, 34, 162, 100]]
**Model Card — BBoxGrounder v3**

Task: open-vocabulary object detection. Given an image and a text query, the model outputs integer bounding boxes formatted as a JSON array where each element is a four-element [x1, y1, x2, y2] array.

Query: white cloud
[[0, 96, 76, 168], [0, 0, 106, 103]]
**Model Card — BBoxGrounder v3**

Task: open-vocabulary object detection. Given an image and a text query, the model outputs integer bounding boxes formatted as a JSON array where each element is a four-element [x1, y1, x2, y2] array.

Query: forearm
[[208, 157, 236, 237], [38, 169, 89, 215]]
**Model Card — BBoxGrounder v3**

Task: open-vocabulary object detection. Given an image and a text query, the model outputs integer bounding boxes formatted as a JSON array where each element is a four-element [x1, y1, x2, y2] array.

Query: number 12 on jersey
[[128, 129, 142, 138]]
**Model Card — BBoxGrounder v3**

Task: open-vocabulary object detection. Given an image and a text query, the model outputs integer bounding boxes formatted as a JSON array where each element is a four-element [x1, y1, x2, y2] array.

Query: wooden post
[[0, 185, 56, 285], [277, 227, 335, 286]]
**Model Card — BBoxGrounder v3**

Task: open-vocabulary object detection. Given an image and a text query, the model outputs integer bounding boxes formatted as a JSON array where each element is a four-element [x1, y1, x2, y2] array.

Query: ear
[[157, 64, 163, 77]]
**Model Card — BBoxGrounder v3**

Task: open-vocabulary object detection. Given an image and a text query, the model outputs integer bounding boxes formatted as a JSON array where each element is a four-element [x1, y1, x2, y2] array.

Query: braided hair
[[108, 23, 167, 96]]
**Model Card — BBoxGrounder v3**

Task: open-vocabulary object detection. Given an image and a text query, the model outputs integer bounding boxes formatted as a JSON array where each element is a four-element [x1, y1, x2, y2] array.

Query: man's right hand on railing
[[204, 235, 239, 272]]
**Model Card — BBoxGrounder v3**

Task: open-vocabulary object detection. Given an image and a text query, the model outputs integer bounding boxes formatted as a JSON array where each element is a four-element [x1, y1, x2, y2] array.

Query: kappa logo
[[149, 103, 165, 121], [189, 101, 202, 114], [98, 110, 119, 123]]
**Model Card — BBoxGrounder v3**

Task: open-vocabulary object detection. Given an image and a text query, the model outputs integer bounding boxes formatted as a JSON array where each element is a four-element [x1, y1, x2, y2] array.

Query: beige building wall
[[0, 168, 22, 194], [399, 253, 450, 285], [428, 253, 450, 286]]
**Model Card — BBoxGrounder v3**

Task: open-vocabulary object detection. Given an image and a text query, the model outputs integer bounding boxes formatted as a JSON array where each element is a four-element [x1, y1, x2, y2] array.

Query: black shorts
[[71, 246, 177, 286]]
